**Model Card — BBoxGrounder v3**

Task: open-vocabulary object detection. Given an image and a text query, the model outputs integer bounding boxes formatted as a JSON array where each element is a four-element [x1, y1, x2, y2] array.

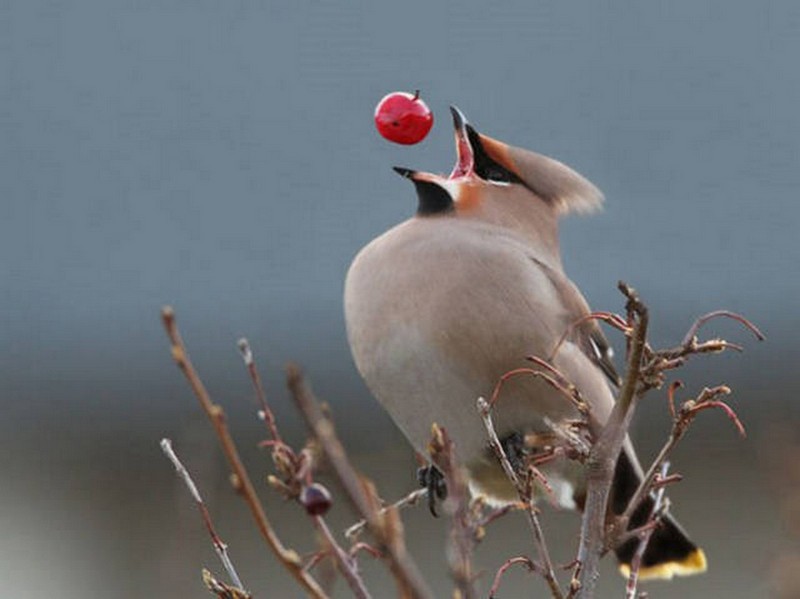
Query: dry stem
[[428, 424, 477, 599], [161, 438, 248, 595], [624, 462, 670, 599], [237, 337, 282, 444], [313, 516, 372, 599], [237, 338, 372, 599], [161, 307, 329, 599], [478, 396, 564, 599], [286, 364, 434, 599], [617, 384, 740, 533], [489, 556, 540, 599], [344, 488, 429, 540], [574, 282, 649, 598]]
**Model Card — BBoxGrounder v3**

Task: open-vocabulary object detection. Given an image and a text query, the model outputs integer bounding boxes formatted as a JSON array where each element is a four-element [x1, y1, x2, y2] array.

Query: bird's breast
[[344, 219, 578, 461]]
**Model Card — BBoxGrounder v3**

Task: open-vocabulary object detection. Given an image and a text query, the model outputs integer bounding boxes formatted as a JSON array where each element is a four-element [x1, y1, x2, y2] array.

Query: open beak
[[449, 106, 475, 179], [393, 105, 476, 184]]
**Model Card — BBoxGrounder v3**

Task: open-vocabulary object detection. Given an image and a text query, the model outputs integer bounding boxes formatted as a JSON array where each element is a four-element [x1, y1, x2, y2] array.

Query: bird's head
[[395, 106, 603, 222]]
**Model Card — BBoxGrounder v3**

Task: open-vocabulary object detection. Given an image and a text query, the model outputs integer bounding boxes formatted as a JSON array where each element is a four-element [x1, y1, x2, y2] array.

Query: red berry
[[374, 91, 434, 145]]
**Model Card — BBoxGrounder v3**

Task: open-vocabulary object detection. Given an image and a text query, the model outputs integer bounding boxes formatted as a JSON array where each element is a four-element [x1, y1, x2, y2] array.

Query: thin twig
[[489, 364, 589, 416], [624, 463, 670, 599], [680, 310, 765, 347], [344, 488, 428, 540], [286, 364, 434, 599], [478, 397, 564, 599], [350, 542, 384, 560], [237, 337, 283, 444], [549, 311, 631, 362], [474, 501, 522, 531], [313, 516, 372, 599], [161, 438, 247, 593], [618, 385, 739, 529], [428, 424, 477, 599], [202, 569, 252, 599], [489, 556, 541, 598], [161, 307, 329, 599]]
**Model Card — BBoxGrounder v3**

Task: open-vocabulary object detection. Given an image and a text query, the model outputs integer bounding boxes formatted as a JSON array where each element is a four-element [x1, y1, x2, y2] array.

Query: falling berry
[[374, 90, 434, 145], [300, 483, 333, 516]]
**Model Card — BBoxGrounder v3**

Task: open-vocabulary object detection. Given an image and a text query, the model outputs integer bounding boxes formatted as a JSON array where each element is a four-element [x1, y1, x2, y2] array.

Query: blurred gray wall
[[1, 1, 798, 597]]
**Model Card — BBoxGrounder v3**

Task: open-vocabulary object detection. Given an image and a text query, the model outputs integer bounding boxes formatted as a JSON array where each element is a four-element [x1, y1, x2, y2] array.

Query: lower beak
[[393, 166, 448, 185]]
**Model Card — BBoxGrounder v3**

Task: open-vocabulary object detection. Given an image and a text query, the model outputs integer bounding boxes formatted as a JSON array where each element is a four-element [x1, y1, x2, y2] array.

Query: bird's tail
[[611, 450, 708, 580]]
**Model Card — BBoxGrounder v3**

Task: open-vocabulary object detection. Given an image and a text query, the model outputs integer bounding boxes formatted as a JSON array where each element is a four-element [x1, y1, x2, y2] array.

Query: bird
[[344, 106, 706, 580]]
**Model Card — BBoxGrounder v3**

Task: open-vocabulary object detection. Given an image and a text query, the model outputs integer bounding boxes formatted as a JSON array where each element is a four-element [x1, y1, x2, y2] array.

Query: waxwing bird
[[344, 107, 706, 580]]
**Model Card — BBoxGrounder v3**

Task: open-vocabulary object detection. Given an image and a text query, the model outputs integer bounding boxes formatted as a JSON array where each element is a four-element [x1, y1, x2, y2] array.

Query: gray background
[[2, 1, 798, 597]]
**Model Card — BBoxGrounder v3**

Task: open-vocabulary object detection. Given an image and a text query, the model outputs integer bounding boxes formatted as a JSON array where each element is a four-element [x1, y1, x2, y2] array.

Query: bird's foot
[[500, 431, 528, 473], [416, 465, 447, 517]]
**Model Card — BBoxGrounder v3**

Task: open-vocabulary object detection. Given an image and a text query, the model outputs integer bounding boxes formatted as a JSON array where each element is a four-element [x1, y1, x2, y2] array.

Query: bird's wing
[[529, 255, 621, 388]]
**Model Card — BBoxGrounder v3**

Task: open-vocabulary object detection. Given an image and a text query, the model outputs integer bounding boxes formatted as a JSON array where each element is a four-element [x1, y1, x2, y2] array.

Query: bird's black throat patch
[[413, 180, 454, 216]]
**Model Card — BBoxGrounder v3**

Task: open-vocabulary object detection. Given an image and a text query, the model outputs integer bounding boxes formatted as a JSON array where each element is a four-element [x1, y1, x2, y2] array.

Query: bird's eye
[[485, 168, 511, 184], [467, 126, 521, 185]]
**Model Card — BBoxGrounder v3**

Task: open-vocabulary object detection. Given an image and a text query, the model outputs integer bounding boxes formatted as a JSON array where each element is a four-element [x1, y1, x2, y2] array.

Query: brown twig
[[489, 363, 589, 417], [624, 463, 671, 599], [680, 310, 765, 347], [478, 396, 564, 599], [237, 337, 283, 444], [574, 282, 649, 598], [161, 307, 329, 599], [313, 516, 373, 599], [618, 384, 741, 530], [286, 364, 435, 599], [571, 284, 758, 597], [549, 311, 632, 361], [236, 339, 373, 597], [428, 423, 477, 599], [349, 542, 384, 560], [344, 488, 429, 540], [474, 501, 522, 532], [161, 438, 248, 595], [636, 310, 764, 394], [489, 555, 541, 598]]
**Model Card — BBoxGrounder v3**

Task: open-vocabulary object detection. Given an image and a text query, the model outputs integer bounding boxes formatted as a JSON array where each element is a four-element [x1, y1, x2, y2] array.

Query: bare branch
[[428, 423, 477, 599], [286, 364, 435, 599], [344, 488, 428, 540], [161, 307, 329, 599], [478, 396, 564, 599], [549, 311, 632, 361], [624, 463, 671, 599], [490, 363, 589, 417], [349, 542, 384, 560], [680, 310, 765, 347], [237, 337, 283, 444], [619, 385, 741, 530], [489, 556, 541, 599], [313, 516, 372, 599], [161, 438, 247, 593], [575, 281, 649, 598]]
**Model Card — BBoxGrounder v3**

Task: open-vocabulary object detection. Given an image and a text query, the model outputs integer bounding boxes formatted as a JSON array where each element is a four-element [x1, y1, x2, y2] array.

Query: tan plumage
[[344, 106, 705, 579]]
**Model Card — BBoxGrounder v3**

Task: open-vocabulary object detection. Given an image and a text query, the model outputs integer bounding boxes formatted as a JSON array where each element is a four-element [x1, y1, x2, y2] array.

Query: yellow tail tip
[[619, 548, 707, 581]]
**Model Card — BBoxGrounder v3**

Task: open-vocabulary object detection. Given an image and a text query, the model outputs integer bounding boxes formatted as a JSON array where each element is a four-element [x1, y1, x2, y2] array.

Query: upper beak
[[449, 105, 475, 179]]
